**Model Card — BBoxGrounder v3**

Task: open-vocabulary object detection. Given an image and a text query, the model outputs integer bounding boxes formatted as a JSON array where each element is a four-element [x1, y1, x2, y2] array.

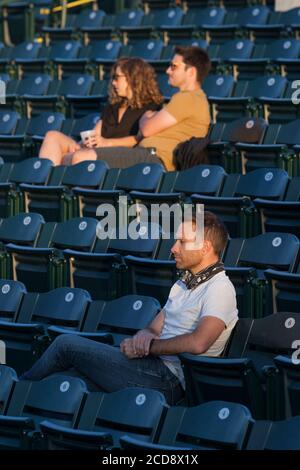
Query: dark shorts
[[95, 146, 166, 169]]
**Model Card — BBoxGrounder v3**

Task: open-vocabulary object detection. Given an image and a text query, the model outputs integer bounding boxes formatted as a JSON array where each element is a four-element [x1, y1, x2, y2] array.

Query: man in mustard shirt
[[139, 45, 211, 170]]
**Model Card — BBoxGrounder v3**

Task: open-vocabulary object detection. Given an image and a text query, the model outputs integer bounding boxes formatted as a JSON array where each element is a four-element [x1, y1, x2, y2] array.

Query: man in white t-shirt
[[20, 212, 238, 405], [123, 211, 238, 390]]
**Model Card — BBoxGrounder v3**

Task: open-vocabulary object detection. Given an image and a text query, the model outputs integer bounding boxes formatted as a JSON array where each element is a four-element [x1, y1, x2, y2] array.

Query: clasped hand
[[120, 332, 158, 359]]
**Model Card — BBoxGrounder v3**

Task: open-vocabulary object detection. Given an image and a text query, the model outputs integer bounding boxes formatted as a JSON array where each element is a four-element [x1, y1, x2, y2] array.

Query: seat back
[[11, 41, 41, 60], [49, 40, 81, 60], [0, 365, 18, 415], [74, 9, 105, 29], [273, 355, 300, 419], [59, 74, 94, 97], [62, 160, 108, 188], [70, 113, 100, 139], [85, 295, 160, 345], [27, 112, 65, 137], [185, 7, 226, 27], [116, 163, 164, 192], [203, 74, 235, 98], [0, 279, 26, 322], [128, 39, 164, 60], [158, 401, 253, 449], [0, 110, 20, 134], [266, 38, 300, 60], [108, 223, 161, 258], [9, 158, 53, 185], [87, 40, 122, 61], [174, 164, 225, 195], [222, 117, 267, 144], [237, 5, 270, 26], [52, 217, 98, 251], [0, 212, 44, 245], [78, 388, 168, 446], [247, 75, 287, 99], [17, 73, 52, 96], [238, 232, 299, 271], [219, 39, 254, 60], [29, 287, 91, 328], [8, 375, 88, 427], [235, 168, 289, 199], [276, 119, 300, 145]]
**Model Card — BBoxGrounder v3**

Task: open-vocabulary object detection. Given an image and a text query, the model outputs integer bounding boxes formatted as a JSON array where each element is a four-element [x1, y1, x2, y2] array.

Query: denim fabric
[[20, 334, 184, 405]]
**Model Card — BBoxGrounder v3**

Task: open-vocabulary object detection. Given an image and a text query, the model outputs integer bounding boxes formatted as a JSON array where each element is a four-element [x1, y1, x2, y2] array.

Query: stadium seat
[[43, 9, 106, 43], [0, 111, 65, 163], [0, 365, 18, 415], [4, 74, 52, 116], [264, 261, 300, 315], [20, 159, 108, 222], [191, 168, 289, 238], [269, 355, 300, 419], [0, 157, 53, 217], [235, 118, 300, 175], [247, 416, 300, 450], [223, 232, 299, 317], [208, 116, 267, 173], [0, 375, 88, 449], [40, 388, 168, 450], [22, 73, 95, 117], [121, 400, 254, 450], [86, 9, 145, 43], [253, 175, 300, 238], [6, 216, 98, 292], [208, 75, 287, 124], [64, 222, 162, 300], [0, 279, 27, 322], [180, 312, 300, 419], [48, 294, 161, 347], [0, 287, 91, 373], [73, 162, 165, 219]]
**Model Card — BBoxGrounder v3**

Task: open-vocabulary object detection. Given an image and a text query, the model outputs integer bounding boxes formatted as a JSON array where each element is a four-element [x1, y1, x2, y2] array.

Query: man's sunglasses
[[168, 62, 181, 71]]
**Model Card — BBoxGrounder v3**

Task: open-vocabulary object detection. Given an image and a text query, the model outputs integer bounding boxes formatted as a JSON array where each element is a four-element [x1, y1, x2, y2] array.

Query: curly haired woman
[[39, 57, 163, 166]]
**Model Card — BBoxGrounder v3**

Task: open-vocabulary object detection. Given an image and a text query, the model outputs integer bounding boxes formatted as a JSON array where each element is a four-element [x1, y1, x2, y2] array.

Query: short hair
[[187, 211, 228, 258], [174, 45, 211, 84]]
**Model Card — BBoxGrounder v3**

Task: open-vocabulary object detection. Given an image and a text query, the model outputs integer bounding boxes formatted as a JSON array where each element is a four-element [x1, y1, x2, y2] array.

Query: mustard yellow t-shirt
[[139, 88, 211, 171]]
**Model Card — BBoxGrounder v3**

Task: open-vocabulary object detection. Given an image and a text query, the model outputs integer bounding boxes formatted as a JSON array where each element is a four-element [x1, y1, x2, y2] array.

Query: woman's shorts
[[94, 146, 165, 169]]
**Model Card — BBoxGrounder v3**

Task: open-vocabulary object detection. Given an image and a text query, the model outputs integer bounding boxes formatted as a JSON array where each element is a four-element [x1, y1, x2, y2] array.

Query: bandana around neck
[[180, 261, 225, 291]]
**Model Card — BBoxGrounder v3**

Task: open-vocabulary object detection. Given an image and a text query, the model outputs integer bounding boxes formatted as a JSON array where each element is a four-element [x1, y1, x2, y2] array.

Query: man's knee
[[52, 333, 81, 350], [72, 149, 97, 165]]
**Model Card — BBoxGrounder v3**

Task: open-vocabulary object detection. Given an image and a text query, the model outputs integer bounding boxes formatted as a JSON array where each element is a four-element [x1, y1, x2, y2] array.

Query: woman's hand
[[84, 134, 111, 149]]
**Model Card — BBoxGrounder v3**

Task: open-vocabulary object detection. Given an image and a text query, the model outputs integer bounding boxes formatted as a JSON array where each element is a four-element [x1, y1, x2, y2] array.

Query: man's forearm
[[149, 333, 206, 356]]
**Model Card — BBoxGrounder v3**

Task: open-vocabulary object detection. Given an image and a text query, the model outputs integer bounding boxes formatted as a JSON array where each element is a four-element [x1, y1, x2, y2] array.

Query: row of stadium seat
[[0, 160, 299, 240], [41, 6, 300, 44], [0, 212, 298, 316], [0, 281, 300, 418], [2, 72, 299, 125], [1, 371, 299, 450], [2, 37, 300, 80], [1, 113, 300, 176]]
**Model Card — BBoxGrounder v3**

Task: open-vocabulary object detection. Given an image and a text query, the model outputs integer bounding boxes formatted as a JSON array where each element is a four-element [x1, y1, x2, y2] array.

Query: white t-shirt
[[159, 271, 238, 387]]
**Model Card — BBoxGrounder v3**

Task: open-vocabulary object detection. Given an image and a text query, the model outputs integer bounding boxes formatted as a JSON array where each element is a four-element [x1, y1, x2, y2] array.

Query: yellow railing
[[52, 0, 96, 13]]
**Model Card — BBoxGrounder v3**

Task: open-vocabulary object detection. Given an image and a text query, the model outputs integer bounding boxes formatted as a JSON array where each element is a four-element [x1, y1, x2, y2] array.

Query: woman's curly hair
[[108, 57, 163, 109]]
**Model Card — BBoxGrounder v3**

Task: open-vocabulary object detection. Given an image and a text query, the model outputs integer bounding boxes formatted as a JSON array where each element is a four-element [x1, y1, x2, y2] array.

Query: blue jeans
[[20, 334, 184, 405]]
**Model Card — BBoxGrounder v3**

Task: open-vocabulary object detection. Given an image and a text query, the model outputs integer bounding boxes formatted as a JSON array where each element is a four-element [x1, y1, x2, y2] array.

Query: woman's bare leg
[[39, 130, 80, 166], [72, 148, 97, 165]]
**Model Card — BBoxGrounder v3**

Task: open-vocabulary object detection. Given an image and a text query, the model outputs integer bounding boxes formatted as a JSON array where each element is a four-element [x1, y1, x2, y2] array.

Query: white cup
[[80, 129, 96, 142]]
